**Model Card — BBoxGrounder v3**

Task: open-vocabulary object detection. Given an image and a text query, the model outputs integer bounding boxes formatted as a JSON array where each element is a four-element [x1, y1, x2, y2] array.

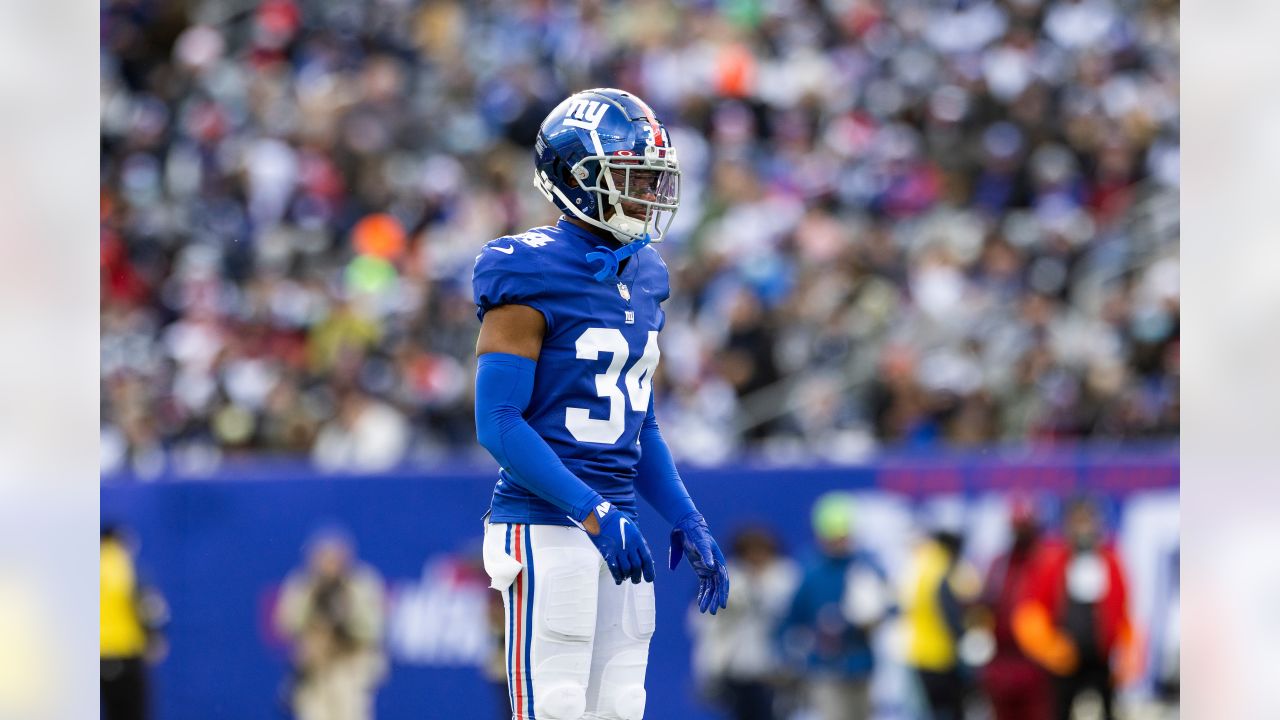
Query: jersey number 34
[[566, 328, 659, 444]]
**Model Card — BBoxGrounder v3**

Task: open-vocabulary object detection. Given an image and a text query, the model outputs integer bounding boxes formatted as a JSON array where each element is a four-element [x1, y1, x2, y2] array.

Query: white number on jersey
[[516, 232, 555, 248], [624, 331, 659, 413], [565, 329, 660, 444]]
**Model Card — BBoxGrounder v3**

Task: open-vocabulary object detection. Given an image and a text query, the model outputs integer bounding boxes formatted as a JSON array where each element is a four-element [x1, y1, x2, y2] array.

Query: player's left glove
[[669, 512, 730, 615]]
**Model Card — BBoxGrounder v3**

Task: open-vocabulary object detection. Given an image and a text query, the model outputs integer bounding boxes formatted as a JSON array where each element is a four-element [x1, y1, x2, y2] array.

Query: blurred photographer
[[902, 518, 981, 720], [100, 524, 169, 720], [779, 493, 894, 720], [275, 528, 387, 720], [1013, 498, 1136, 720], [978, 497, 1052, 720], [689, 525, 799, 720]]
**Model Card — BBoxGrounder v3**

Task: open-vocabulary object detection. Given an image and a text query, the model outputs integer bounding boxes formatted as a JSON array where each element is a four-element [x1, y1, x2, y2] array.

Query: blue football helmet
[[534, 88, 680, 244]]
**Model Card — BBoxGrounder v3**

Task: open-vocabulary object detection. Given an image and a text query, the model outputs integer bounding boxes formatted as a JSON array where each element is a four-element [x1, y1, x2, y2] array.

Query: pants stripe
[[513, 524, 525, 718], [523, 526, 536, 719], [505, 525, 515, 715]]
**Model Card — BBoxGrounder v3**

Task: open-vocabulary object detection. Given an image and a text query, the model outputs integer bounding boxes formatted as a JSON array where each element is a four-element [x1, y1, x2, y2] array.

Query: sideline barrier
[[101, 449, 1178, 720]]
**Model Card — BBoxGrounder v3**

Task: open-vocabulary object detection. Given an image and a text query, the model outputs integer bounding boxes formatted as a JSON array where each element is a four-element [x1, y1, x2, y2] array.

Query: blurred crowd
[[688, 492, 1176, 720], [100, 0, 1180, 476]]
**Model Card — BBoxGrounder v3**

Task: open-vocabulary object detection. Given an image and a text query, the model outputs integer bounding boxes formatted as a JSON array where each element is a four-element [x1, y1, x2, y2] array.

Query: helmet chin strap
[[585, 233, 651, 283]]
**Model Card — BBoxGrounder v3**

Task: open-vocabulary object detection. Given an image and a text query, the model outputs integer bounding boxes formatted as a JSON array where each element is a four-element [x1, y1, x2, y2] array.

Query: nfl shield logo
[[616, 283, 631, 301]]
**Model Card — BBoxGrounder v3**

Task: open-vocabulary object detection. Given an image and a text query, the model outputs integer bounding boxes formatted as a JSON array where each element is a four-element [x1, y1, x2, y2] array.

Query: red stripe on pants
[[513, 525, 525, 718]]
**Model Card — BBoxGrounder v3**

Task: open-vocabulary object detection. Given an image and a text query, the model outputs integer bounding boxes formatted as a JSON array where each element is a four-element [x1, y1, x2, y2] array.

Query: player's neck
[[563, 216, 626, 251]]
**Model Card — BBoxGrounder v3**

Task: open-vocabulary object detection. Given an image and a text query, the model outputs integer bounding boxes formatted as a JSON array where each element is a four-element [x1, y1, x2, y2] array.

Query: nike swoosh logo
[[619, 517, 630, 549], [491, 245, 515, 254]]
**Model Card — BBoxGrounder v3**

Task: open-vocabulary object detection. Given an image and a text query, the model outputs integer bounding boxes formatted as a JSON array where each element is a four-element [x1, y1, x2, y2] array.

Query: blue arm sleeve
[[634, 402, 699, 526], [475, 353, 604, 523]]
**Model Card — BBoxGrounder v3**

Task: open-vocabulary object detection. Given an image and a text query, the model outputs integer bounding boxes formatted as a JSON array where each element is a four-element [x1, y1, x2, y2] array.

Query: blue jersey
[[473, 218, 669, 525]]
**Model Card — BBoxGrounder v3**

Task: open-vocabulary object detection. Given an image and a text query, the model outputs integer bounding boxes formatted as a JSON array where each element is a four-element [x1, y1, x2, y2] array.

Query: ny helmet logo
[[563, 99, 609, 130]]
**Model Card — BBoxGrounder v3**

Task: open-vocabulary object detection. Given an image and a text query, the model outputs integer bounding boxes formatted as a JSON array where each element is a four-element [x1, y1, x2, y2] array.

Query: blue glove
[[669, 512, 730, 614], [573, 501, 655, 585]]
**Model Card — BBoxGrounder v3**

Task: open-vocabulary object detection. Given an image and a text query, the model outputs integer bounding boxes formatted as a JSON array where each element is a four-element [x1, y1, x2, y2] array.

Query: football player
[[473, 88, 730, 720]]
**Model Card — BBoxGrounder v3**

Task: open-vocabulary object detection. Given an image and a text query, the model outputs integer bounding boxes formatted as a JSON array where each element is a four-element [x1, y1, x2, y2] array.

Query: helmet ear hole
[[566, 162, 595, 188]]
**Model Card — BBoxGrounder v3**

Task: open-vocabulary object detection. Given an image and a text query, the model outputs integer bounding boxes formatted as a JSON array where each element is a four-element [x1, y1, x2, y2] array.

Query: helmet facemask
[[573, 143, 680, 244]]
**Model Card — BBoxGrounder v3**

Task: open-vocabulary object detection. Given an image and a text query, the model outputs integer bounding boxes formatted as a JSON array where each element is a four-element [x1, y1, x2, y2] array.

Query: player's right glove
[[669, 512, 730, 615], [573, 501, 656, 585]]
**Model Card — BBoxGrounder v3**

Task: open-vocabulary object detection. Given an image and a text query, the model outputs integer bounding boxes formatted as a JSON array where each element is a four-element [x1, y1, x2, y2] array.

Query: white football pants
[[482, 522, 656, 720]]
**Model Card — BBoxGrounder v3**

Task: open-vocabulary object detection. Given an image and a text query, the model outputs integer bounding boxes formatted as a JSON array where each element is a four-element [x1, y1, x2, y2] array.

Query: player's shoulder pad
[[473, 232, 556, 315], [481, 227, 559, 255], [475, 226, 566, 271], [474, 228, 561, 267]]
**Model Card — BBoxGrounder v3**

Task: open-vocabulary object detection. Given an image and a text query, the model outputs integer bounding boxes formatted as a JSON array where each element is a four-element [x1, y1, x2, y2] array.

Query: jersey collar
[[557, 217, 624, 251]]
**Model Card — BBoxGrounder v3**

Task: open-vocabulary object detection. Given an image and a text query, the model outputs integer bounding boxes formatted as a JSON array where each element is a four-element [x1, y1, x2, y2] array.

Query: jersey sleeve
[[472, 241, 555, 331]]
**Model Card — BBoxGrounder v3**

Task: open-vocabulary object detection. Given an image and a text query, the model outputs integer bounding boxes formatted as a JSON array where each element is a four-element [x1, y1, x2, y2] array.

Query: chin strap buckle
[[585, 234, 651, 282]]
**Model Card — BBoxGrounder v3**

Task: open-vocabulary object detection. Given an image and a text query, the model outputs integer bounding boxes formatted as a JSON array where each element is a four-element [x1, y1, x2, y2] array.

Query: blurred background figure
[[1151, 547, 1179, 714], [100, 524, 168, 720], [977, 496, 1052, 720], [275, 527, 387, 720], [311, 387, 411, 473], [482, 588, 512, 720], [689, 525, 799, 720], [901, 512, 981, 720], [779, 493, 893, 720], [1013, 498, 1135, 720]]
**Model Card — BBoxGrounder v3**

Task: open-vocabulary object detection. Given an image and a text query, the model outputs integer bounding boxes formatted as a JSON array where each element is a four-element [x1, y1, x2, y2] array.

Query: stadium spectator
[[274, 527, 387, 720], [100, 524, 168, 720], [689, 525, 799, 720], [779, 493, 893, 720], [100, 0, 1179, 475], [1013, 498, 1136, 720], [310, 387, 410, 472], [901, 517, 982, 720], [979, 496, 1053, 720]]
